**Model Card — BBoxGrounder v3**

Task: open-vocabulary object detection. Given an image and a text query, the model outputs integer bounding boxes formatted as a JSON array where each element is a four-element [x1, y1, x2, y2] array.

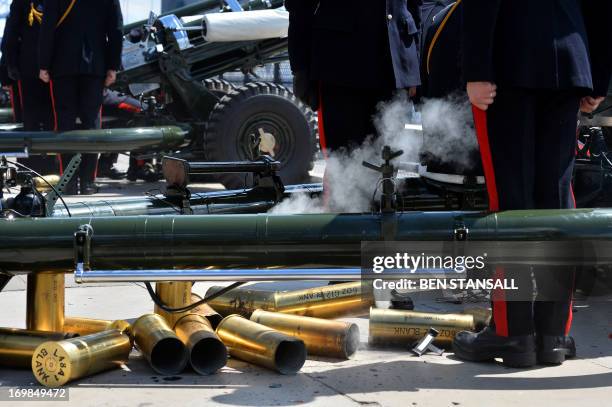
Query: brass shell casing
[[173, 313, 227, 375], [132, 313, 188, 375], [31, 330, 132, 387], [0, 328, 77, 369], [206, 281, 374, 319], [274, 282, 374, 319], [250, 310, 360, 359], [368, 308, 476, 348], [154, 281, 193, 327], [64, 317, 132, 339], [461, 307, 492, 330], [205, 286, 276, 317], [215, 314, 306, 374], [32, 175, 61, 191], [26, 273, 65, 332], [189, 293, 223, 329]]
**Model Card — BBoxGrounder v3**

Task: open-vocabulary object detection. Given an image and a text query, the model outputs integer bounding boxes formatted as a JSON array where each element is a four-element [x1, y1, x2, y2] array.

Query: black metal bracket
[[74, 224, 93, 271], [46, 154, 81, 216], [363, 146, 403, 213], [162, 155, 286, 204], [454, 222, 469, 241]]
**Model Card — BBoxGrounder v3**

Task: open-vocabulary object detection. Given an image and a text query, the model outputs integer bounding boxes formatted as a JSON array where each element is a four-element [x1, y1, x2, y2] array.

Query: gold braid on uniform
[[28, 2, 43, 26]]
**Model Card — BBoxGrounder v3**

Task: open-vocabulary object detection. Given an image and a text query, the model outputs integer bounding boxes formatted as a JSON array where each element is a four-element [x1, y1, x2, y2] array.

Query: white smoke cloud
[[420, 94, 478, 171], [270, 92, 477, 215]]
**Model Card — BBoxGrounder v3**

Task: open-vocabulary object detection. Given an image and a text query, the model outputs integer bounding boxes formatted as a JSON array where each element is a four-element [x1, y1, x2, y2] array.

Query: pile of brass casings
[[0, 328, 78, 368], [216, 315, 306, 374], [206, 281, 374, 319], [152, 283, 228, 374], [250, 310, 360, 359], [32, 330, 132, 387], [133, 313, 188, 375], [369, 308, 476, 348]]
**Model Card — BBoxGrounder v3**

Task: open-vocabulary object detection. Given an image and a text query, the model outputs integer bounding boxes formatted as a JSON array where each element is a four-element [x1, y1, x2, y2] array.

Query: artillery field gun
[[0, 0, 316, 189]]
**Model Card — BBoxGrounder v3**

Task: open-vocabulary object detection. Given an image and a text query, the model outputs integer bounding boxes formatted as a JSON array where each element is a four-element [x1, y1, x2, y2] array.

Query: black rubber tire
[[203, 79, 236, 97], [204, 82, 317, 190]]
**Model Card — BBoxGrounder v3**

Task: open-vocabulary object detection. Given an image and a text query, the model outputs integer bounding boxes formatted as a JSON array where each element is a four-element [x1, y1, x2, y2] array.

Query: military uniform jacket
[[286, 0, 423, 90], [462, 0, 612, 96], [2, 0, 46, 78], [38, 0, 123, 77]]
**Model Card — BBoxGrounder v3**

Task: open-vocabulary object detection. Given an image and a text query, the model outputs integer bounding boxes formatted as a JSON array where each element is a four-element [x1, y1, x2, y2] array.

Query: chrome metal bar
[[74, 263, 361, 283]]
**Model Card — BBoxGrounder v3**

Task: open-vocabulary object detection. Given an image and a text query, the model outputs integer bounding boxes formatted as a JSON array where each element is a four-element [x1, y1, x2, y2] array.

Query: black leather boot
[[453, 327, 537, 368], [79, 181, 99, 195], [538, 335, 576, 365]]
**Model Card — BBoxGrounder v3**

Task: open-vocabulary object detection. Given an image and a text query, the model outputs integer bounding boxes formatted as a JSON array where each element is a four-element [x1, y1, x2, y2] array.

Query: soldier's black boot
[[537, 335, 576, 365], [453, 326, 537, 368]]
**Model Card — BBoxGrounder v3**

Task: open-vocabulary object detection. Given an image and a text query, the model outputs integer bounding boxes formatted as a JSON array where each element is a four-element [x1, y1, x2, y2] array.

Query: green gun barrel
[[50, 184, 321, 217], [0, 126, 186, 154], [1, 208, 611, 273]]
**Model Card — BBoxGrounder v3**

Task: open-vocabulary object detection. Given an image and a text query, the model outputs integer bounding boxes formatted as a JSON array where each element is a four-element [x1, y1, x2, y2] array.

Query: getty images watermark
[[361, 240, 612, 301], [370, 251, 518, 291]]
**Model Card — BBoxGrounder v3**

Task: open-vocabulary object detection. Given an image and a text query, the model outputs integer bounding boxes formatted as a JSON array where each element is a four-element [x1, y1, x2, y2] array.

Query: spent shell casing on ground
[[189, 293, 223, 329], [26, 272, 64, 332], [206, 281, 373, 319], [369, 308, 475, 348], [174, 313, 227, 375], [0, 328, 78, 368], [154, 281, 193, 327], [64, 317, 132, 338], [250, 309, 360, 359], [215, 314, 306, 374], [31, 330, 131, 387], [132, 313, 188, 375]]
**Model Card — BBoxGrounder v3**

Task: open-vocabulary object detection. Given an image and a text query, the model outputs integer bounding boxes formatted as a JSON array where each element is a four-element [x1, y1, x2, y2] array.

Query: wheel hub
[[257, 128, 277, 157]]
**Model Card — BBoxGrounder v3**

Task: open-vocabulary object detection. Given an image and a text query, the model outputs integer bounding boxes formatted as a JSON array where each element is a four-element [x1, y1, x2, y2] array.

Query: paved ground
[[1, 279, 610, 407], [1, 158, 611, 407]]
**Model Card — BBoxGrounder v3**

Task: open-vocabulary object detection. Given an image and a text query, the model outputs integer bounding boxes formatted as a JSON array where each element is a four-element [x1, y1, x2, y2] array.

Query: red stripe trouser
[[473, 87, 579, 337]]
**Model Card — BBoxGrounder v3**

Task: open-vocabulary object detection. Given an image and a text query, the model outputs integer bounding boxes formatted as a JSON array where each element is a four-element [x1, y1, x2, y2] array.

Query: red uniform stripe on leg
[[49, 80, 58, 131], [473, 105, 507, 335], [17, 80, 24, 111], [564, 275, 576, 336], [317, 82, 328, 160], [564, 300, 573, 336], [472, 106, 499, 211], [8, 85, 16, 122], [316, 82, 330, 208], [492, 266, 509, 337], [49, 80, 63, 174]]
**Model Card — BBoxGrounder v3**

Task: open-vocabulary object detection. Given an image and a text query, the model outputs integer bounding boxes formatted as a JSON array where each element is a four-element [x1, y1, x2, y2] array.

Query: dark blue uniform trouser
[[16, 77, 57, 175], [51, 75, 105, 184], [477, 87, 581, 336], [317, 82, 394, 154]]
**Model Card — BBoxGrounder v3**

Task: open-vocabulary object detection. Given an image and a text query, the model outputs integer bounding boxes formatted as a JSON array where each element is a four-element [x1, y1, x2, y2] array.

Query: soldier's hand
[[408, 87, 417, 98], [105, 70, 117, 87], [39, 69, 50, 83], [580, 96, 605, 114], [467, 81, 497, 111]]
